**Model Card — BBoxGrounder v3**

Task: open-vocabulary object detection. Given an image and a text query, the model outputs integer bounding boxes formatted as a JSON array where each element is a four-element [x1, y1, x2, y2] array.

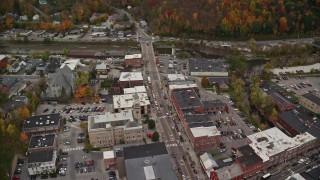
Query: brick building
[[103, 150, 116, 169], [268, 89, 294, 112], [203, 100, 227, 113], [124, 54, 142, 67], [171, 89, 221, 152], [119, 72, 143, 89], [235, 145, 263, 178]]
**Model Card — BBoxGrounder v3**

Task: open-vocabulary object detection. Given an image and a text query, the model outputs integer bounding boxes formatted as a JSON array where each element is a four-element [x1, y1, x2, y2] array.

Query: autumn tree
[[71, 2, 90, 23], [76, 71, 90, 88], [19, 107, 30, 120], [20, 132, 29, 143], [201, 77, 209, 87], [279, 16, 288, 33]]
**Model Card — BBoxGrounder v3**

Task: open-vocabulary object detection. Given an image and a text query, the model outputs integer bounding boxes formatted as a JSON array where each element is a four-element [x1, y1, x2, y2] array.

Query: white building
[[124, 54, 142, 60], [27, 150, 57, 175], [167, 74, 186, 81], [113, 93, 150, 116], [119, 72, 143, 82], [247, 127, 316, 167], [123, 86, 147, 94], [88, 110, 146, 148], [60, 59, 85, 71]]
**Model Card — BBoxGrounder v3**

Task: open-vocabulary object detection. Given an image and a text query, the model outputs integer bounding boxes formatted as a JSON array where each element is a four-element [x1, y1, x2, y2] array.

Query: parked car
[[43, 109, 49, 113]]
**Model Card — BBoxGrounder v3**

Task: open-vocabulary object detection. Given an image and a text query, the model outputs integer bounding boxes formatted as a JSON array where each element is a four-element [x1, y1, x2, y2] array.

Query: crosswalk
[[63, 146, 83, 152], [166, 143, 178, 147]]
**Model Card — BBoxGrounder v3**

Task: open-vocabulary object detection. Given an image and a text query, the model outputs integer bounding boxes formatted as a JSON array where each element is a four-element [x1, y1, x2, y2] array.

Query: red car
[[12, 176, 20, 180]]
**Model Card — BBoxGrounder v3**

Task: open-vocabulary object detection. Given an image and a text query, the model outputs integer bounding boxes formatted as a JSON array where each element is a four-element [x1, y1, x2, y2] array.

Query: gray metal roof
[[125, 154, 177, 180], [172, 89, 203, 109]]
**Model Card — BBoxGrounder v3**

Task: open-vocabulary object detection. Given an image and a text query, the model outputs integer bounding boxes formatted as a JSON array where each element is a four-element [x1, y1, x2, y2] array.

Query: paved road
[[141, 34, 195, 179]]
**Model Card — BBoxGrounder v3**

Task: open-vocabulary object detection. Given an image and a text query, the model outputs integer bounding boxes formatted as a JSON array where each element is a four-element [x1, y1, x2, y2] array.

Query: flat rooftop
[[184, 114, 215, 128], [29, 134, 56, 149], [216, 163, 243, 180], [28, 150, 55, 163], [123, 142, 168, 160], [190, 126, 220, 138], [248, 127, 303, 162], [302, 93, 320, 105], [113, 93, 150, 109], [167, 74, 186, 81], [168, 84, 198, 91], [172, 89, 203, 109], [88, 110, 134, 131], [60, 59, 85, 70], [203, 100, 225, 108], [188, 58, 228, 72], [119, 72, 143, 82], [23, 114, 60, 129], [123, 86, 147, 94], [237, 145, 263, 167], [278, 110, 309, 133], [96, 63, 108, 70], [125, 54, 142, 60]]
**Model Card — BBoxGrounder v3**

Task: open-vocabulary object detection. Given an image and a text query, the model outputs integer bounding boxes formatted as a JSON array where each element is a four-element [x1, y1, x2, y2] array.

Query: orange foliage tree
[[19, 107, 30, 120], [20, 132, 29, 143]]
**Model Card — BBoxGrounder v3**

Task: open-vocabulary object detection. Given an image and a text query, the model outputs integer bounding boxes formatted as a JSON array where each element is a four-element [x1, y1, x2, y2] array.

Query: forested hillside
[[115, 0, 320, 38]]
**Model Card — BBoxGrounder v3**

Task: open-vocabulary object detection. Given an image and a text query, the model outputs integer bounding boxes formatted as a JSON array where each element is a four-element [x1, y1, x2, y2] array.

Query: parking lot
[[157, 54, 188, 76], [272, 76, 320, 96]]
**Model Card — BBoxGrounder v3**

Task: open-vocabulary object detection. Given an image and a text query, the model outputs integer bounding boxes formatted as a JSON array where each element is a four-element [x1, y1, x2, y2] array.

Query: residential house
[[1, 95, 29, 112], [208, 77, 229, 90], [25, 59, 40, 75], [96, 62, 109, 75], [8, 62, 21, 73], [0, 77, 18, 93], [0, 55, 9, 70], [36, 63, 47, 75]]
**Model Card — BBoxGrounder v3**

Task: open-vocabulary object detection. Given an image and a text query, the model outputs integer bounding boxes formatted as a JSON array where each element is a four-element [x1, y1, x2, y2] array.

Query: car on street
[[43, 109, 49, 113], [80, 168, 83, 173]]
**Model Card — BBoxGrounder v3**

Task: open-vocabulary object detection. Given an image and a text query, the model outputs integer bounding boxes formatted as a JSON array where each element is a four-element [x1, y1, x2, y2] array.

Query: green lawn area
[[101, 80, 112, 89]]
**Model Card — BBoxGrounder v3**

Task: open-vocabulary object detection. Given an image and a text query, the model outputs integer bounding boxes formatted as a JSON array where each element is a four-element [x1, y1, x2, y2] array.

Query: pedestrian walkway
[[166, 143, 178, 147], [63, 146, 83, 152]]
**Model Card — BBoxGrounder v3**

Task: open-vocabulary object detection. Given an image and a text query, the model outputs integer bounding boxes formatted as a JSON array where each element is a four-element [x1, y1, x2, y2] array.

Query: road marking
[[63, 146, 83, 152], [166, 143, 178, 147]]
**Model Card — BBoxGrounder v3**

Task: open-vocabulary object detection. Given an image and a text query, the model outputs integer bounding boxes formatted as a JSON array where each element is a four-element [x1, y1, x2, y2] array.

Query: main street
[[140, 34, 195, 179]]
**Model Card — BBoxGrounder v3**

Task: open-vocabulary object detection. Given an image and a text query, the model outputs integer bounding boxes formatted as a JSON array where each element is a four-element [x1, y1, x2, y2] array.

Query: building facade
[[124, 54, 142, 67], [27, 150, 57, 175], [299, 93, 320, 114], [119, 72, 143, 89], [88, 110, 146, 148]]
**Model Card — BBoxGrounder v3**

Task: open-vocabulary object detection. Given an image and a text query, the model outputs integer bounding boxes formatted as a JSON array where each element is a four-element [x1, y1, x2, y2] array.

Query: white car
[[298, 159, 305, 163]]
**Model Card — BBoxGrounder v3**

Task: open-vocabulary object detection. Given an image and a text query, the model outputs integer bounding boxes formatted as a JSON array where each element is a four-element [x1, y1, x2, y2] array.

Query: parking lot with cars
[[157, 55, 188, 76], [272, 76, 320, 96]]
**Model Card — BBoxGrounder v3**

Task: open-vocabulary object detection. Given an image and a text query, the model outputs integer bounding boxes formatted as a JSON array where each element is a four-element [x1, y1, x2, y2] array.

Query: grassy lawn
[[101, 80, 112, 89]]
